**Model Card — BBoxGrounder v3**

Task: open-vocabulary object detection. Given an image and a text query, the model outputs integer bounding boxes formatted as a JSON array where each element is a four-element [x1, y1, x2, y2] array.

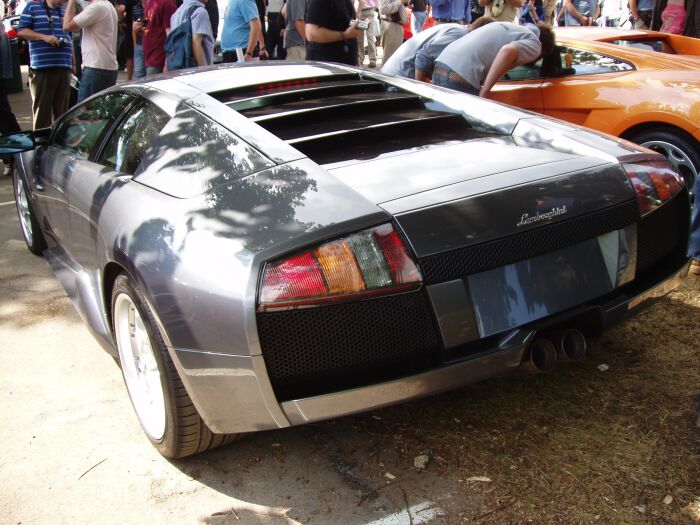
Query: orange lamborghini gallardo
[[492, 27, 700, 190]]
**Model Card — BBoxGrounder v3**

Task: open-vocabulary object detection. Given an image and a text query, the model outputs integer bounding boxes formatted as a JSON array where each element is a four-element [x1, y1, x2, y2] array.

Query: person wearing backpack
[[167, 0, 213, 68]]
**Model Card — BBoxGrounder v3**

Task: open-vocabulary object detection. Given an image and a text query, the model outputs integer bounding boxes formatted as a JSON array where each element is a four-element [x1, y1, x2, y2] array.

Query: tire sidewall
[[12, 167, 45, 254], [111, 273, 180, 457], [631, 128, 699, 190]]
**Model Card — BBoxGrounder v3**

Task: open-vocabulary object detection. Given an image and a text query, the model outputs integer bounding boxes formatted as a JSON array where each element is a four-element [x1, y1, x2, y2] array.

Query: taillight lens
[[7, 28, 17, 39], [259, 224, 422, 310], [624, 159, 684, 216]]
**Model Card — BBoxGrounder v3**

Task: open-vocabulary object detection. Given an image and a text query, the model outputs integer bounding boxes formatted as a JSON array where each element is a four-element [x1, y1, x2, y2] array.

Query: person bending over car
[[381, 16, 494, 82], [432, 21, 554, 98]]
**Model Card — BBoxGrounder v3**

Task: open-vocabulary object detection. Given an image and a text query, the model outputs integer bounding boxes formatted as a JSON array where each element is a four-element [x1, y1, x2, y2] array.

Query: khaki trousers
[[28, 68, 72, 130], [285, 45, 306, 61], [381, 21, 403, 64]]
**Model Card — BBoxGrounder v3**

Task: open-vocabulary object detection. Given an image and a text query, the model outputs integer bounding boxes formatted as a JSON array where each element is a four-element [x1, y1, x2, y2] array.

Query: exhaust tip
[[556, 329, 587, 362], [522, 338, 557, 374]]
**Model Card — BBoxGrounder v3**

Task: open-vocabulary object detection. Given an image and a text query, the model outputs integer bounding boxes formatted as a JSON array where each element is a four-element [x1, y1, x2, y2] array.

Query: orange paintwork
[[491, 27, 700, 145]]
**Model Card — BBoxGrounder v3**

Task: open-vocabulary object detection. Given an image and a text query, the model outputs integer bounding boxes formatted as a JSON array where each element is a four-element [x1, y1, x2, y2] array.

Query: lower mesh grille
[[636, 192, 689, 275], [257, 292, 440, 401]]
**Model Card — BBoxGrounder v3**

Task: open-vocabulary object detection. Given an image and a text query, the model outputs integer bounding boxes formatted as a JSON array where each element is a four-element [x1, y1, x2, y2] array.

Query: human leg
[[412, 10, 427, 33], [78, 67, 118, 102], [28, 69, 56, 129], [133, 45, 146, 78], [381, 22, 403, 63], [285, 45, 306, 61], [146, 65, 164, 75], [52, 69, 72, 119]]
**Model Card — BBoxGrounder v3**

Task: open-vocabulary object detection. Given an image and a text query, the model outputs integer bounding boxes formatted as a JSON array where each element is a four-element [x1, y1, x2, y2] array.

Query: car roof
[[554, 28, 700, 70]]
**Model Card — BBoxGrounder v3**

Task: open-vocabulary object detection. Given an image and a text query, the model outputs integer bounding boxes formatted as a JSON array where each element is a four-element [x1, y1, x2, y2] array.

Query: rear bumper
[[170, 260, 689, 434]]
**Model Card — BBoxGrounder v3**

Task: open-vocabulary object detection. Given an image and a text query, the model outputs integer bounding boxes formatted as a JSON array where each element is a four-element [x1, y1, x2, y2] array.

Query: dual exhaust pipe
[[522, 329, 587, 374]]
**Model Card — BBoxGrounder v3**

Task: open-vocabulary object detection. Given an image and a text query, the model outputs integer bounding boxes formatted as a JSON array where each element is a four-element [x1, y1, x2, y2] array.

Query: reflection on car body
[[1, 62, 691, 458], [492, 27, 700, 191]]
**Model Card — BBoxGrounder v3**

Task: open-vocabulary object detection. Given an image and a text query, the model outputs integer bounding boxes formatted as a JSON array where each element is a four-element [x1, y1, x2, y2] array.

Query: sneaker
[[368, 62, 377, 68], [690, 259, 700, 276]]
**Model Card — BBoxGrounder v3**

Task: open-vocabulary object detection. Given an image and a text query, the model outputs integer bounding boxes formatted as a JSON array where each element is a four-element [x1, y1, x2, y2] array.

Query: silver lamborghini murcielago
[[2, 62, 691, 457]]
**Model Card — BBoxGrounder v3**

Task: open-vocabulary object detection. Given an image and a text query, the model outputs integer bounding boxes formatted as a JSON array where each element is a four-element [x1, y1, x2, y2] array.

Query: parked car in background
[[1, 62, 691, 458], [492, 27, 700, 192], [2, 14, 29, 65]]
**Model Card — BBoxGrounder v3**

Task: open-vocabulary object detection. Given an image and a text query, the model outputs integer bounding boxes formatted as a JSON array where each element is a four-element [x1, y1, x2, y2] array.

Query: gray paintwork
[[11, 62, 689, 435]]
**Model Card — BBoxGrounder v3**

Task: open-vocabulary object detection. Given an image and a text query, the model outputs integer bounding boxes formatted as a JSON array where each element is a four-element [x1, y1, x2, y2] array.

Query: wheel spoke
[[114, 292, 166, 441]]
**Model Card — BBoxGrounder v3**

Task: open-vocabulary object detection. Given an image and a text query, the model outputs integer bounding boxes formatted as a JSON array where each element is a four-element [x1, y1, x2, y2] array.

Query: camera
[[136, 17, 148, 26], [351, 19, 369, 30], [57, 36, 71, 47]]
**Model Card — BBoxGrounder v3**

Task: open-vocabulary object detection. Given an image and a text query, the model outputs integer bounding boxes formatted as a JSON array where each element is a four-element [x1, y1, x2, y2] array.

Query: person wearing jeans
[[64, 0, 119, 101], [132, 0, 146, 78]]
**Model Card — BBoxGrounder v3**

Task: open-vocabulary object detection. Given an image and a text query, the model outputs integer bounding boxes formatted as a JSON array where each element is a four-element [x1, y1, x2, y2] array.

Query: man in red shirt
[[142, 0, 177, 74]]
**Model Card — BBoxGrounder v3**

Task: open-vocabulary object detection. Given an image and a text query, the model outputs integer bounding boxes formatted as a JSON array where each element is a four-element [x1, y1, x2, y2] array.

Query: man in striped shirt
[[17, 0, 73, 129]]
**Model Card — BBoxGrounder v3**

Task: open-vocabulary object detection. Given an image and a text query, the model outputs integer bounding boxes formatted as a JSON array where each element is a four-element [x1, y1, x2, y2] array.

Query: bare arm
[[563, 0, 590, 24], [244, 18, 267, 60], [305, 22, 360, 43], [628, 0, 639, 18], [63, 0, 80, 32], [415, 69, 430, 82], [192, 33, 206, 66], [132, 20, 142, 46], [18, 27, 60, 46], [294, 19, 306, 42], [479, 43, 518, 97]]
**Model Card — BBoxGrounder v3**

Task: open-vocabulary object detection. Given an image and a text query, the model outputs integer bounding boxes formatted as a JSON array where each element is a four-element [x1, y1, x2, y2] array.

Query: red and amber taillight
[[259, 224, 422, 310], [624, 159, 684, 216]]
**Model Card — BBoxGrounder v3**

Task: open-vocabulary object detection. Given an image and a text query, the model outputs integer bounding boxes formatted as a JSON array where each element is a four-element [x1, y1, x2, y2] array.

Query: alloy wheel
[[14, 174, 33, 244], [640, 139, 697, 191], [114, 293, 166, 441]]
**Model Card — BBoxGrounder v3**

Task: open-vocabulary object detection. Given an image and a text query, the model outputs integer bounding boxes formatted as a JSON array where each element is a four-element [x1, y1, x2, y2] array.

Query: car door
[[67, 96, 171, 269], [536, 46, 634, 126], [37, 92, 136, 248], [489, 60, 545, 112]]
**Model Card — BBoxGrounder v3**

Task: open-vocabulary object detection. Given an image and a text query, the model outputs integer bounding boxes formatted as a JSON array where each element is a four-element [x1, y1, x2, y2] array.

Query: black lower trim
[[419, 201, 640, 284]]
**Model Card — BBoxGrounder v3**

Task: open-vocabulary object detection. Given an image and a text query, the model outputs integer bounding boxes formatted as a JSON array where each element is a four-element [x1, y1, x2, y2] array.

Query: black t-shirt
[[412, 0, 427, 12], [305, 0, 357, 65]]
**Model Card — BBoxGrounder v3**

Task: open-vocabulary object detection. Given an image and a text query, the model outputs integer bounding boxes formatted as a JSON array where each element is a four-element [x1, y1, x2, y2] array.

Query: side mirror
[[0, 131, 36, 155]]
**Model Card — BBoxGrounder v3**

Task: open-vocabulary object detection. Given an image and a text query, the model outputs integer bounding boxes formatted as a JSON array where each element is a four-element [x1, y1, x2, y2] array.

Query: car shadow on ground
[[166, 282, 700, 524]]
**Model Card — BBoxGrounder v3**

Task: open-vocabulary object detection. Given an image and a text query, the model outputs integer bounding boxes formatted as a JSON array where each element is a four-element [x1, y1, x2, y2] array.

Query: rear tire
[[629, 128, 699, 194], [111, 273, 239, 458], [12, 168, 47, 255]]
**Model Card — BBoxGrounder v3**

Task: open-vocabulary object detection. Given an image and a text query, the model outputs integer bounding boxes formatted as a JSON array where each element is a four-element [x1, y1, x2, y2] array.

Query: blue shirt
[[430, 0, 468, 21], [170, 0, 214, 64], [221, 0, 259, 52], [18, 1, 73, 70]]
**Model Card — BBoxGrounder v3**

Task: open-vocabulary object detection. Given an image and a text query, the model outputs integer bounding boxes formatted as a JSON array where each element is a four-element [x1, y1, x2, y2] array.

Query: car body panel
[[10, 62, 690, 438], [491, 28, 700, 144]]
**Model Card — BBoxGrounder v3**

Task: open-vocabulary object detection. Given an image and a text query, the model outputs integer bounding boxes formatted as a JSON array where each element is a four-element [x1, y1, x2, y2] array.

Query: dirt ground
[[1, 164, 699, 525]]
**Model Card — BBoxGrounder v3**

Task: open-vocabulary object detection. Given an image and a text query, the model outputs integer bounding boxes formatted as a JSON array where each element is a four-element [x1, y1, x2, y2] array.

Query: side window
[[52, 92, 135, 160], [503, 59, 543, 81], [541, 46, 634, 77], [99, 100, 170, 174]]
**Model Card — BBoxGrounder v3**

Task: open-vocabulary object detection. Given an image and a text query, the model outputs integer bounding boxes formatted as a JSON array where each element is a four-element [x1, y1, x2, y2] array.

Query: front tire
[[629, 128, 699, 194], [111, 273, 238, 458], [12, 168, 47, 255]]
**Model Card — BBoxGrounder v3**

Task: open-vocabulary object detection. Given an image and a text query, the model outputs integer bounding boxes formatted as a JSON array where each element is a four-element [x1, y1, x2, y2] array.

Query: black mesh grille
[[257, 292, 440, 400], [419, 201, 640, 284], [636, 193, 689, 275]]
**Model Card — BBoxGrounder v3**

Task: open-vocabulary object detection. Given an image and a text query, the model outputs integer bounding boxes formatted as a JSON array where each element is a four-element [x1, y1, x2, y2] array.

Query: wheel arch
[[619, 121, 700, 148], [102, 260, 175, 350]]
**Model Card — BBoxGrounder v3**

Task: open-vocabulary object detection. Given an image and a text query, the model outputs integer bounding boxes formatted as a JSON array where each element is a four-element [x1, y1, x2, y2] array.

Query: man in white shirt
[[64, 0, 119, 101]]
